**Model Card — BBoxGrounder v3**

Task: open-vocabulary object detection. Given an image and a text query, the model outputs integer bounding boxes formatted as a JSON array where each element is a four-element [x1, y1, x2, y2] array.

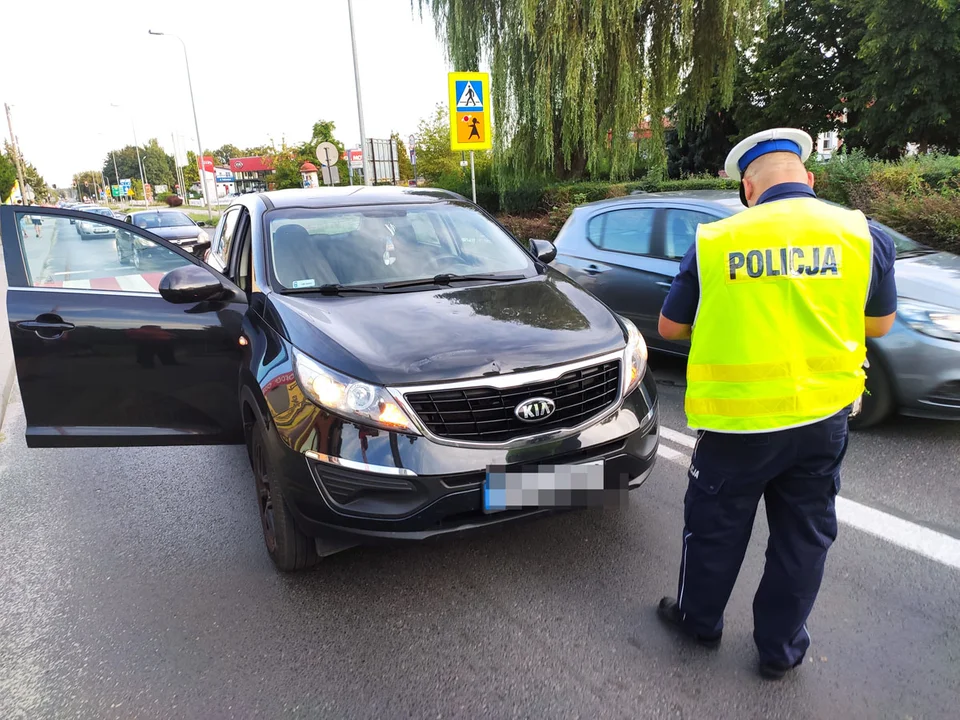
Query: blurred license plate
[[483, 460, 606, 513]]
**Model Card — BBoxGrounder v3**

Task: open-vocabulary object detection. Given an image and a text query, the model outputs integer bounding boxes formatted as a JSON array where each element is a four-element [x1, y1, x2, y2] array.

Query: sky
[[1, 0, 453, 187]]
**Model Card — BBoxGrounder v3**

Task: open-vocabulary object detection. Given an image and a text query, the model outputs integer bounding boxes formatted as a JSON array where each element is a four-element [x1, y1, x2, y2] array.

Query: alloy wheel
[[253, 438, 278, 553]]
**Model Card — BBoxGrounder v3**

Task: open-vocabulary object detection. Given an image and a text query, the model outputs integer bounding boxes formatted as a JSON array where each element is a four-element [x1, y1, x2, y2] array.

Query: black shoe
[[656, 597, 722, 649], [758, 656, 804, 681]]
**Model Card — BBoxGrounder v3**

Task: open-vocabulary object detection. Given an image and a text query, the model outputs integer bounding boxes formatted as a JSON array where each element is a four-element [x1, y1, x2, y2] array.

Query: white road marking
[[656, 430, 960, 571], [53, 267, 125, 276], [115, 274, 155, 293], [62, 279, 91, 289], [660, 426, 696, 449], [656, 445, 688, 463]]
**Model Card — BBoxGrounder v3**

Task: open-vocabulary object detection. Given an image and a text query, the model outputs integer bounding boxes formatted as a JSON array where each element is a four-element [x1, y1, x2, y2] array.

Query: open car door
[[1, 205, 246, 448]]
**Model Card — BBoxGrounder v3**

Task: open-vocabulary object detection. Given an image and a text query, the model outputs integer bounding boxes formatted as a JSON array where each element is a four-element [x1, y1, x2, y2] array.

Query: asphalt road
[[1, 339, 958, 718]]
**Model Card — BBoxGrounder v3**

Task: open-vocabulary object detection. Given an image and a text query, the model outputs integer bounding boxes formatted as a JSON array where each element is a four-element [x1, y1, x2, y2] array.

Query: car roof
[[254, 186, 465, 210], [129, 209, 188, 216], [578, 189, 744, 215]]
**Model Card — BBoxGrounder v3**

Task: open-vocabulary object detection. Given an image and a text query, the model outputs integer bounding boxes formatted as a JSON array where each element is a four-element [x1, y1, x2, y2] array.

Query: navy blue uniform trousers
[[676, 409, 849, 666]]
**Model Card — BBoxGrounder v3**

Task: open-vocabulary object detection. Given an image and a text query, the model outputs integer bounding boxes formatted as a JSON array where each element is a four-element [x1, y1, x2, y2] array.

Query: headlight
[[898, 299, 960, 342], [620, 317, 648, 395], [197, 230, 209, 243], [292, 349, 420, 434]]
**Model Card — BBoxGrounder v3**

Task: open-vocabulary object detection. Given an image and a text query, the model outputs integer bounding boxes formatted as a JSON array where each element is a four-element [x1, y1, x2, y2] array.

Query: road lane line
[[655, 430, 960, 571], [834, 497, 960, 570], [660, 427, 696, 448], [116, 274, 156, 293]]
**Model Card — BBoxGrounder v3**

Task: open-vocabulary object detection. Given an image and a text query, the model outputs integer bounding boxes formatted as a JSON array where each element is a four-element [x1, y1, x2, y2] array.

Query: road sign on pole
[[316, 142, 340, 168], [448, 72, 492, 152]]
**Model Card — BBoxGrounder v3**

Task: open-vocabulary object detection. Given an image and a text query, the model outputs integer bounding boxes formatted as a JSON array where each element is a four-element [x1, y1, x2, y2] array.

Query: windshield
[[872, 222, 927, 255], [86, 207, 113, 216], [131, 211, 195, 229], [266, 202, 535, 290]]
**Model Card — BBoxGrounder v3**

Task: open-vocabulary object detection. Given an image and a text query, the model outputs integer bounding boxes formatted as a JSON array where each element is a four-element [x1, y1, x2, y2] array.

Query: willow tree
[[417, 0, 762, 182]]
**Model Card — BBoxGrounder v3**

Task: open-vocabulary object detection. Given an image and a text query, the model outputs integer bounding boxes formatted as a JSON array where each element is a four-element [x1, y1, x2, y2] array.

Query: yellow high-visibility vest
[[686, 197, 873, 432]]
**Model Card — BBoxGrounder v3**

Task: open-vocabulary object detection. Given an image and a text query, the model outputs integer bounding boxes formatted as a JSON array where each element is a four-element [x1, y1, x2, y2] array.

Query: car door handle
[[17, 317, 75, 339], [584, 264, 607, 275], [655, 281, 673, 289]]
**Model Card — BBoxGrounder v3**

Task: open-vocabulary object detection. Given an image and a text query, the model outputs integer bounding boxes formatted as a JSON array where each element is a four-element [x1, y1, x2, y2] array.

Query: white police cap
[[724, 128, 814, 183]]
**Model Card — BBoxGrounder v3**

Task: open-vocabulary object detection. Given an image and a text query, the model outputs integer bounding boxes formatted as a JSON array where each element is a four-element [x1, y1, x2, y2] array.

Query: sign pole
[[470, 151, 477, 204]]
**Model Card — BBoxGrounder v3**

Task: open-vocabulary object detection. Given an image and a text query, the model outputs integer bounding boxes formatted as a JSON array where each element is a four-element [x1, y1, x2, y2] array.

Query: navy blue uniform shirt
[[661, 182, 898, 324]]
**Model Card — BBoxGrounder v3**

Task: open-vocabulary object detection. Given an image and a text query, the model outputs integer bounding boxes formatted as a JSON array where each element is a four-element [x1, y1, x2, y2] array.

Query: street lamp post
[[111, 104, 149, 206], [148, 30, 214, 221], [346, 0, 371, 186]]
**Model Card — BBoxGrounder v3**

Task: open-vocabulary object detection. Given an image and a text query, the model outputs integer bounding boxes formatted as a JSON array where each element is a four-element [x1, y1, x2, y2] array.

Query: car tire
[[249, 422, 319, 572], [849, 351, 895, 431], [116, 240, 128, 265], [132, 246, 142, 270]]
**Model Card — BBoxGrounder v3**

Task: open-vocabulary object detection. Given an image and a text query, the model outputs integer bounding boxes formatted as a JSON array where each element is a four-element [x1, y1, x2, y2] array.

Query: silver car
[[550, 189, 960, 429]]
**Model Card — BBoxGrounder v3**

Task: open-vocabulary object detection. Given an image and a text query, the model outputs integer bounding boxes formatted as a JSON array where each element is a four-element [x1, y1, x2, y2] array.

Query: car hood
[[265, 272, 627, 385], [895, 251, 960, 310], [142, 225, 203, 240]]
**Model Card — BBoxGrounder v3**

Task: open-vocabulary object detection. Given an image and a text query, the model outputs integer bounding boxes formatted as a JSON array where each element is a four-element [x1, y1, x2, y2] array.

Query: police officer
[[655, 128, 898, 680]]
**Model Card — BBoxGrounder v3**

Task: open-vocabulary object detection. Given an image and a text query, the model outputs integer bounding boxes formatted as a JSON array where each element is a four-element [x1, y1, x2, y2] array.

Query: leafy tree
[[0, 153, 16, 202], [413, 104, 461, 183], [417, 0, 763, 181], [848, 0, 960, 156], [666, 103, 739, 179], [392, 132, 414, 182], [732, 0, 858, 139], [5, 142, 52, 203], [212, 143, 242, 166], [264, 146, 302, 190], [302, 120, 349, 185], [183, 151, 200, 185], [142, 139, 175, 189], [102, 146, 144, 185]]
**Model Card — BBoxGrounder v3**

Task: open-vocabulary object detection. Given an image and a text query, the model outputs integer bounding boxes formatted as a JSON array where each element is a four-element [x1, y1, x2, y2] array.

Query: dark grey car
[[551, 189, 960, 429], [118, 210, 211, 266]]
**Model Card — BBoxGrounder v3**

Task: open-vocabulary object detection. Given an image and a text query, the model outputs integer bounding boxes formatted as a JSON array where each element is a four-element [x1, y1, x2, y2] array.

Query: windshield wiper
[[281, 283, 389, 295], [897, 248, 938, 258], [379, 273, 527, 290]]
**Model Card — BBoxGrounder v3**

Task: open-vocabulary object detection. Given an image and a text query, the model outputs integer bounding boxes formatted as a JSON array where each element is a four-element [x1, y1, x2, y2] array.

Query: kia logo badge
[[515, 397, 556, 423]]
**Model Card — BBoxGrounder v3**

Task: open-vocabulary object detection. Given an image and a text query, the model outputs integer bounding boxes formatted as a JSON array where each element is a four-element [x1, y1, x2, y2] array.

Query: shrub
[[164, 194, 183, 207]]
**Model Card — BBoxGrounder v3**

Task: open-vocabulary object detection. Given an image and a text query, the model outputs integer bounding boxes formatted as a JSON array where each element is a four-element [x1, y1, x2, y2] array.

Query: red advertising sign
[[346, 149, 363, 169], [199, 155, 216, 174]]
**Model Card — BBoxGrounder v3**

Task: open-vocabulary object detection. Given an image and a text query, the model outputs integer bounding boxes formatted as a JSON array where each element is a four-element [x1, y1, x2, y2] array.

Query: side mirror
[[159, 264, 227, 304], [530, 238, 557, 264], [197, 221, 206, 227]]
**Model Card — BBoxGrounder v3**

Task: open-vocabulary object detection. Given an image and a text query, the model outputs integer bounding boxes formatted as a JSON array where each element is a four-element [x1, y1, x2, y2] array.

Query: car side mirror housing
[[530, 238, 557, 264], [197, 221, 206, 227], [159, 264, 227, 304]]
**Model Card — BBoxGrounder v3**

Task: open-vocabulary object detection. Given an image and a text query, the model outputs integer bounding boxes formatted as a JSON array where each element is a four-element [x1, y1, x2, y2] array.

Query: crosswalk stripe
[[62, 279, 91, 289], [115, 274, 157, 293], [655, 426, 960, 571], [660, 427, 696, 448]]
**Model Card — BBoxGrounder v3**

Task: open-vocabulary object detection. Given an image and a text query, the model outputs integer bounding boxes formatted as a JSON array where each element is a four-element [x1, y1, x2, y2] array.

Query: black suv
[[1, 188, 660, 572]]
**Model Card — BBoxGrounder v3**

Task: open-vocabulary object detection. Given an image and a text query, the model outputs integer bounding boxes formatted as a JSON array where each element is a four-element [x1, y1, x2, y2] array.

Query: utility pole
[[346, 0, 371, 186], [5, 104, 29, 204]]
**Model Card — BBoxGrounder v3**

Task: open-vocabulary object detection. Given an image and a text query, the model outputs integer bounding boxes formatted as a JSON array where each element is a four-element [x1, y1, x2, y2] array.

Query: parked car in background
[[118, 209, 211, 264], [76, 206, 118, 239], [550, 189, 960, 429], [68, 202, 95, 224], [0, 188, 660, 572]]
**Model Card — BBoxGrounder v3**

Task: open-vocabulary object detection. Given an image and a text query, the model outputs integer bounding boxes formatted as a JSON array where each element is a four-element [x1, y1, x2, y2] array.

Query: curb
[[0, 358, 13, 431]]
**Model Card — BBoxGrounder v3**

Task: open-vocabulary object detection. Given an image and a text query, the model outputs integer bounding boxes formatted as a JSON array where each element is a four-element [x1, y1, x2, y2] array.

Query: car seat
[[272, 223, 338, 287]]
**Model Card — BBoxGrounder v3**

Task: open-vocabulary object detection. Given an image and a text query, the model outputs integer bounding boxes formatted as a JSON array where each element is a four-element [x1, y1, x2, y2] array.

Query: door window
[[214, 208, 241, 266], [14, 210, 191, 291], [587, 208, 657, 255], [663, 209, 718, 259]]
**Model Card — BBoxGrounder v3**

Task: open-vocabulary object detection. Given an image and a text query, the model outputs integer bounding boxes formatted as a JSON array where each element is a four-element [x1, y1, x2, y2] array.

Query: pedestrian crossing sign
[[448, 72, 492, 151]]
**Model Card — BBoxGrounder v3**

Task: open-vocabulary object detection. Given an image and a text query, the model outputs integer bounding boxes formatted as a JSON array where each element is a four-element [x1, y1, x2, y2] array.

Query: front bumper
[[872, 320, 960, 420], [265, 369, 660, 545]]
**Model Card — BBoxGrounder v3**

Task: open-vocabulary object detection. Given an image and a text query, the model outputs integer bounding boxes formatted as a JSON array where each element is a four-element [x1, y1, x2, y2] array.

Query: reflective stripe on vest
[[686, 197, 873, 432]]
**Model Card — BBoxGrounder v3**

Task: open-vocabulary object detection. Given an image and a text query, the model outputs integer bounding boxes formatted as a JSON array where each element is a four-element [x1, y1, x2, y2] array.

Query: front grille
[[404, 360, 621, 443]]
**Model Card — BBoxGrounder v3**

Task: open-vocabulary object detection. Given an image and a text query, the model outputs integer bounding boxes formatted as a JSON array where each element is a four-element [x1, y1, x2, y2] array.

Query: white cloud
[[2, 0, 452, 186]]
